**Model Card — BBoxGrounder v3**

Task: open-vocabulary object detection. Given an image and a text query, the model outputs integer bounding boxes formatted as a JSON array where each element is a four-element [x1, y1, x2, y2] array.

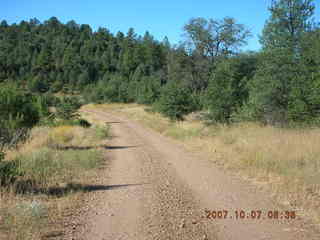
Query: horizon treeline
[[1, 0, 320, 126]]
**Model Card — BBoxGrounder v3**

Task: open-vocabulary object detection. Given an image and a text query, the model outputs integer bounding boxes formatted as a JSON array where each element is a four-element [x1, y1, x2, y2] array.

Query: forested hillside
[[0, 0, 320, 126]]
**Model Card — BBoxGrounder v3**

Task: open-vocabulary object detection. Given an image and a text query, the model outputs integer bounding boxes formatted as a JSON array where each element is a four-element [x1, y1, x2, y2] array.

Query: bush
[[155, 82, 196, 120], [0, 159, 23, 186], [31, 94, 54, 119], [55, 96, 82, 120], [47, 126, 75, 147], [0, 84, 40, 146], [0, 84, 40, 128], [83, 75, 131, 104], [204, 55, 256, 123], [135, 76, 161, 104], [0, 151, 4, 161], [76, 118, 91, 128]]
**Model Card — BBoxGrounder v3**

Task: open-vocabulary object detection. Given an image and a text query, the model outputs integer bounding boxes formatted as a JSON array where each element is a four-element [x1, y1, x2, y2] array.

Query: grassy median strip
[[0, 122, 109, 240]]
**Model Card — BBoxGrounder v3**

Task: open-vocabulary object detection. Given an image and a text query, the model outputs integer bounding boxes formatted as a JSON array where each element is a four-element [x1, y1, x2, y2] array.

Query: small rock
[[179, 219, 186, 228], [109, 213, 114, 217], [202, 234, 208, 240]]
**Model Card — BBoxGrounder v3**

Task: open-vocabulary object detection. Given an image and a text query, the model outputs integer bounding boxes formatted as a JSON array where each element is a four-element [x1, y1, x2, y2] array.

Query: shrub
[[83, 75, 131, 104], [204, 54, 256, 123], [31, 94, 52, 119], [0, 86, 39, 129], [0, 84, 40, 147], [47, 126, 75, 147], [0, 159, 23, 186], [94, 125, 110, 140], [75, 118, 91, 128], [155, 82, 196, 120], [55, 96, 82, 120]]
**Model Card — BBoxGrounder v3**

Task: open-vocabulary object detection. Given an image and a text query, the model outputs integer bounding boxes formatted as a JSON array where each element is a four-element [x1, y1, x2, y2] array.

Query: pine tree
[[28, 74, 49, 93], [78, 70, 90, 88], [205, 53, 257, 123], [155, 82, 195, 120], [246, 0, 316, 125], [260, 0, 315, 53]]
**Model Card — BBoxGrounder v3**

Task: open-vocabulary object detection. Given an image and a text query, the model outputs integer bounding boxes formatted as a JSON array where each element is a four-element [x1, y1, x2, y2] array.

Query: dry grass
[[0, 121, 110, 240], [48, 126, 75, 146], [87, 103, 320, 225]]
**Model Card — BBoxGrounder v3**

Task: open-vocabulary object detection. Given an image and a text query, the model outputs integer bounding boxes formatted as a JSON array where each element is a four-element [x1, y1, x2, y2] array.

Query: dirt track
[[66, 109, 320, 240]]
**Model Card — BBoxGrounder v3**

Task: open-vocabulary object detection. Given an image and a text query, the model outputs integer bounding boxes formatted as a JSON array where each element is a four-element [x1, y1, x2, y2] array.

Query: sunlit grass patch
[[93, 124, 111, 140], [47, 125, 75, 147], [0, 115, 109, 239], [164, 122, 204, 140], [13, 147, 104, 191]]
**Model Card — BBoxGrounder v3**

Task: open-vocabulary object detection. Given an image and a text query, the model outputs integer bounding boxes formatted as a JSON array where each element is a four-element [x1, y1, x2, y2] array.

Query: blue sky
[[1, 0, 320, 51]]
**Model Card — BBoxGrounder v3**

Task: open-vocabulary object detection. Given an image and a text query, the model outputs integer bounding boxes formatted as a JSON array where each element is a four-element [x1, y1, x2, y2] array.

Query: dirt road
[[66, 109, 319, 240]]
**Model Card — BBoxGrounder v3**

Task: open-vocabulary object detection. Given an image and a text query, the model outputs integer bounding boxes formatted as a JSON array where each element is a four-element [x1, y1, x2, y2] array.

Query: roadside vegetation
[[0, 85, 110, 239], [0, 124, 109, 240], [85, 103, 320, 224]]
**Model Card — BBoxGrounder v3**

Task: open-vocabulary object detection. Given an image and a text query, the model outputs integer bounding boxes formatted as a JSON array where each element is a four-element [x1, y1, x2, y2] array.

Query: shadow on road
[[105, 145, 139, 150], [54, 146, 94, 150], [51, 145, 139, 151], [14, 181, 148, 197], [42, 231, 64, 239]]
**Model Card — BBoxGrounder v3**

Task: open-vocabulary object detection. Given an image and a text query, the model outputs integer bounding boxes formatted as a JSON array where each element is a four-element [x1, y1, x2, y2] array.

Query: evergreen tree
[[0, 83, 41, 146], [205, 53, 258, 123], [260, 0, 315, 53], [1, 13, 318, 125], [155, 82, 196, 120], [245, 0, 316, 125], [78, 70, 91, 88], [28, 74, 49, 93]]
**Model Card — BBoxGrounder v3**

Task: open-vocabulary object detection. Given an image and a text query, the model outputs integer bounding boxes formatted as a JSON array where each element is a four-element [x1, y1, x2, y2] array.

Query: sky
[[1, 0, 320, 51]]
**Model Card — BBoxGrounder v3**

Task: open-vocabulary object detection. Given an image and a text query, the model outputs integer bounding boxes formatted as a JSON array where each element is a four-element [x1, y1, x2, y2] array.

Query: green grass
[[164, 123, 203, 140], [12, 146, 104, 194], [0, 120, 110, 240], [93, 124, 111, 140]]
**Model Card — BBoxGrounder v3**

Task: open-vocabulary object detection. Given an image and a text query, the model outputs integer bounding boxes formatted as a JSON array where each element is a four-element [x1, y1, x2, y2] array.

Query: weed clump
[[47, 126, 75, 148], [94, 125, 110, 140]]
